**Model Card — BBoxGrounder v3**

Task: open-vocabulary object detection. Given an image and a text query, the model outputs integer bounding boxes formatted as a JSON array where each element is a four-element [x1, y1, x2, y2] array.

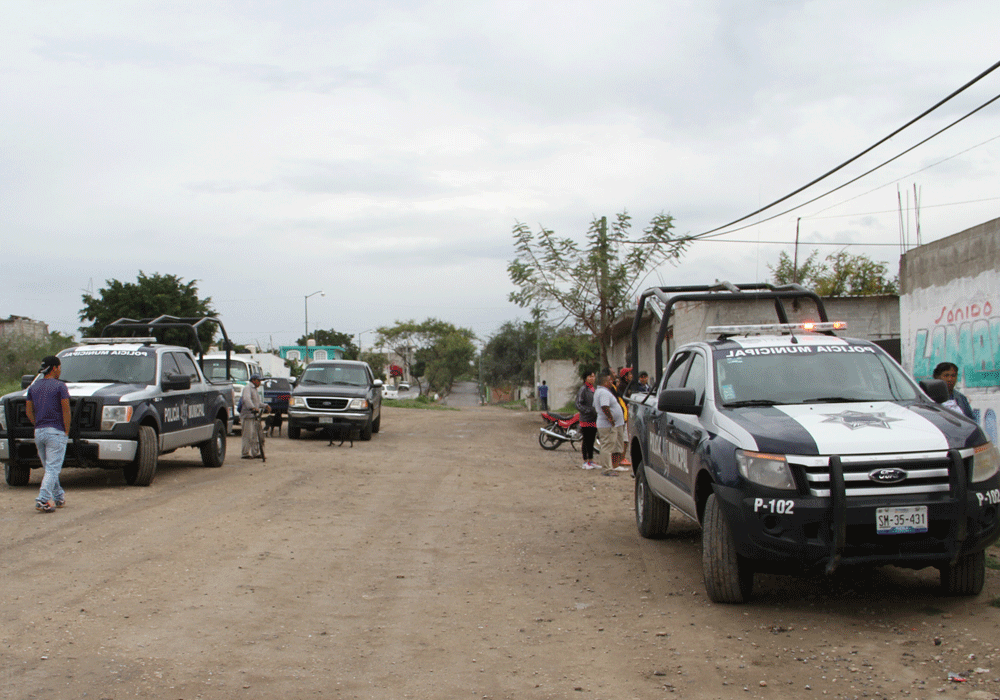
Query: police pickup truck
[[1, 315, 235, 487], [627, 284, 1000, 603]]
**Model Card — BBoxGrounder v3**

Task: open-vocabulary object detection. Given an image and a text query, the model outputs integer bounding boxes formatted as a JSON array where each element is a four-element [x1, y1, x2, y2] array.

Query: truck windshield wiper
[[801, 396, 867, 403], [722, 399, 780, 408]]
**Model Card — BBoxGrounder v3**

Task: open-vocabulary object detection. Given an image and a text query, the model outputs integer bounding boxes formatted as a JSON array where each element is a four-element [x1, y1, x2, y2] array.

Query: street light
[[304, 290, 324, 343]]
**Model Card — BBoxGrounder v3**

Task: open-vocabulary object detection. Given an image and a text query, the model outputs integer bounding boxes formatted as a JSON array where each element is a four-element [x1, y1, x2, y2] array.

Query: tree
[[769, 249, 898, 296], [481, 321, 598, 387], [0, 331, 76, 386], [295, 328, 360, 359], [376, 319, 476, 395], [508, 211, 688, 369], [79, 272, 218, 350]]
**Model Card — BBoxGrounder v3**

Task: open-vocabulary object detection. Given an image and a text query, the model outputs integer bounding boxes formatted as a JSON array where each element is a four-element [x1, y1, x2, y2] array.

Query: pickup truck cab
[[287, 360, 382, 440], [627, 284, 1000, 602], [1, 315, 235, 487]]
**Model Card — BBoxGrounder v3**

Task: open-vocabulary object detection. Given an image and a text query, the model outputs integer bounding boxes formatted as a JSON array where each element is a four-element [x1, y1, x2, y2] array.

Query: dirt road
[[4, 405, 1000, 700]]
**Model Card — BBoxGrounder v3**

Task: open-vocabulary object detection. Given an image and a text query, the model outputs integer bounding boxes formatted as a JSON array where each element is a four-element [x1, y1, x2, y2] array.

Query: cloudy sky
[[3, 1, 1000, 350]]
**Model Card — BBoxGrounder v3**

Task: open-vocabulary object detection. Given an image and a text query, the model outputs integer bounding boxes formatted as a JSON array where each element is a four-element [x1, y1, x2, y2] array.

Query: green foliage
[[508, 211, 687, 368], [770, 250, 898, 296], [377, 318, 476, 394], [285, 357, 305, 378], [382, 396, 457, 410], [0, 331, 77, 386], [481, 321, 598, 387], [360, 350, 387, 381], [79, 272, 218, 350], [295, 328, 360, 359]]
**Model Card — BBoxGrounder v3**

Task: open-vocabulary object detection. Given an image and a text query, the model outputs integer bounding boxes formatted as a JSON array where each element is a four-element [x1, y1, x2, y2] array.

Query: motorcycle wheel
[[539, 422, 566, 450]]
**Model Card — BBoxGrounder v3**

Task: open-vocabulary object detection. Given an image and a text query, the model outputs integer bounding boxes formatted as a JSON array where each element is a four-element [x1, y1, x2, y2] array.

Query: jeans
[[35, 427, 67, 504]]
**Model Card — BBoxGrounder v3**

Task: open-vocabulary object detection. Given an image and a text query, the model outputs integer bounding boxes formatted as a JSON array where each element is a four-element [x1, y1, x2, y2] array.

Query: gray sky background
[[4, 1, 1000, 350]]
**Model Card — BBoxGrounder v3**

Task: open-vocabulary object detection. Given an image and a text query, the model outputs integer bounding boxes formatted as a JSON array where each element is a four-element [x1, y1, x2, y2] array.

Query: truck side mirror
[[162, 373, 192, 392], [657, 387, 701, 415], [919, 378, 949, 404], [21, 374, 36, 390]]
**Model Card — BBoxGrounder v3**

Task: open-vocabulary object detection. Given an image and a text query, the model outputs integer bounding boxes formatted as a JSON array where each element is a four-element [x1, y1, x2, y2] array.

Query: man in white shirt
[[593, 368, 626, 472]]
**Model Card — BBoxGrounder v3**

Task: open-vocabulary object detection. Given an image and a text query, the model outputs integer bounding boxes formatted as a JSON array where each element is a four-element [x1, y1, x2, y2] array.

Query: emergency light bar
[[78, 337, 159, 345], [707, 321, 847, 335]]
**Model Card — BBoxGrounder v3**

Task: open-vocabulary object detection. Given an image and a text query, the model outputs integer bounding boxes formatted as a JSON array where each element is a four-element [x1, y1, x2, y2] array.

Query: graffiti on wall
[[908, 290, 999, 444]]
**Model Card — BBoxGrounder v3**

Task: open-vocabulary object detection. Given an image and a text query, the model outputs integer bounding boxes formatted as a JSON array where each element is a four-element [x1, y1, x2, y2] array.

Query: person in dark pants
[[26, 355, 71, 513], [537, 380, 549, 411], [575, 370, 598, 469]]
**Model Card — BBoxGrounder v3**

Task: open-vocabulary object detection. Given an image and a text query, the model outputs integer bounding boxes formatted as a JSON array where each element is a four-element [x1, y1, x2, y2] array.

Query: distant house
[[279, 344, 345, 363], [0, 315, 48, 340]]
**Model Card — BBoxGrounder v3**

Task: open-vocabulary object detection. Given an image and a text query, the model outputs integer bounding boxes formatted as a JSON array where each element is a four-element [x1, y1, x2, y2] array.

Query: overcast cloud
[[3, 1, 1000, 349]]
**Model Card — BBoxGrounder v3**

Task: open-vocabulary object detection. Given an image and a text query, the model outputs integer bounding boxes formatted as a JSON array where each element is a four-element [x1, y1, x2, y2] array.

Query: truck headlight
[[348, 398, 369, 410], [290, 397, 306, 408], [972, 443, 1000, 483], [736, 449, 796, 490], [101, 405, 133, 431]]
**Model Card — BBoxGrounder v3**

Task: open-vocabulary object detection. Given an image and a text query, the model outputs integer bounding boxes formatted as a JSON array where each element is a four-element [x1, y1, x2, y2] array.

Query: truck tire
[[702, 493, 754, 603], [200, 419, 226, 468], [288, 426, 301, 440], [939, 550, 985, 596], [372, 413, 381, 434], [124, 425, 158, 487], [360, 417, 373, 441], [635, 462, 670, 538], [5, 462, 30, 486]]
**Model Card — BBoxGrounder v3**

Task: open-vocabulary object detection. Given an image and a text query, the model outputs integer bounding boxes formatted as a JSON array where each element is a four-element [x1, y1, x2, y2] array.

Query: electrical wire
[[685, 58, 1000, 241]]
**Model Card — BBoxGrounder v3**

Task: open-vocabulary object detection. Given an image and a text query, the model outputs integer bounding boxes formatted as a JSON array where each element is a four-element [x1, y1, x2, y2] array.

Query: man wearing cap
[[26, 356, 71, 512], [240, 373, 265, 458]]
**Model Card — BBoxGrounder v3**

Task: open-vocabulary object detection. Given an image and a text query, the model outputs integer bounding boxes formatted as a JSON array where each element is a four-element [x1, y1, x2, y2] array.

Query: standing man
[[240, 373, 265, 459], [537, 380, 549, 411], [636, 371, 651, 393], [593, 368, 627, 473], [26, 355, 71, 512]]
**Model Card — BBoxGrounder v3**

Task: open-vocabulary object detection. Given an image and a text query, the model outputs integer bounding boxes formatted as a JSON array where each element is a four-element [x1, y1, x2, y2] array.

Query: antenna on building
[[913, 183, 922, 247]]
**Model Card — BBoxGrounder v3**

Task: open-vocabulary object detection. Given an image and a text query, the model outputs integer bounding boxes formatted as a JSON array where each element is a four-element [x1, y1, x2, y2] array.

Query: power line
[[690, 88, 1000, 241], [686, 58, 1000, 241]]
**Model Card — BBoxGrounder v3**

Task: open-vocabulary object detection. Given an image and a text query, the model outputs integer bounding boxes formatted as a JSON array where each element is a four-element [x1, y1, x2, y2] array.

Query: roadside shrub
[[0, 332, 76, 385]]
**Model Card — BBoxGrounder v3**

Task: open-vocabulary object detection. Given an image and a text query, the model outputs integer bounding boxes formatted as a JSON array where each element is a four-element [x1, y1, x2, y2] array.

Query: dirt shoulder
[[3, 405, 1000, 699]]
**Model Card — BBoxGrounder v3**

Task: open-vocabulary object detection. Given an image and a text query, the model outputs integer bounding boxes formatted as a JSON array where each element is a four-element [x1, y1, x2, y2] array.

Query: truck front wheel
[[200, 419, 226, 468], [939, 550, 985, 596], [635, 462, 670, 538], [5, 462, 30, 486], [124, 425, 158, 486], [702, 493, 754, 603], [288, 426, 301, 440]]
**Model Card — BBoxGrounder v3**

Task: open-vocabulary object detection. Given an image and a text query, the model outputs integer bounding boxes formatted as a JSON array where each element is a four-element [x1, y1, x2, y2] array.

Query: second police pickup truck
[[1, 315, 235, 488], [626, 284, 1000, 603]]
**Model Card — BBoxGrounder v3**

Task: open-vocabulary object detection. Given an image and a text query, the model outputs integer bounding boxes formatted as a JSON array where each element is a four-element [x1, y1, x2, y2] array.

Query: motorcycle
[[538, 411, 583, 450]]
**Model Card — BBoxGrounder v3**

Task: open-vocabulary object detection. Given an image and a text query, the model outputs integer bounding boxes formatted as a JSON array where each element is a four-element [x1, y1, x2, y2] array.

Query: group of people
[[573, 366, 643, 472]]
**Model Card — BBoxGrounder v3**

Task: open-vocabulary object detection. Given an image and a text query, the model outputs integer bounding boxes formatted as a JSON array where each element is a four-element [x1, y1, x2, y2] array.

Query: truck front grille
[[304, 397, 349, 411], [795, 451, 960, 498]]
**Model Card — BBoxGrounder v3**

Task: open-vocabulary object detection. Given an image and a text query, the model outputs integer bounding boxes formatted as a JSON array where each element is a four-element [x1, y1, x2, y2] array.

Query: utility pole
[[792, 218, 800, 284]]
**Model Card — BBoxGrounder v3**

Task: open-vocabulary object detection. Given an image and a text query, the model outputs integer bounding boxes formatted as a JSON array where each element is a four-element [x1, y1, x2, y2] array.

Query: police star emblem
[[820, 410, 902, 430]]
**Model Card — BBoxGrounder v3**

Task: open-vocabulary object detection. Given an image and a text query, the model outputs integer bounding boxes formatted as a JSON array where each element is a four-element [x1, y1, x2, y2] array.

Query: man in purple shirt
[[26, 355, 71, 513]]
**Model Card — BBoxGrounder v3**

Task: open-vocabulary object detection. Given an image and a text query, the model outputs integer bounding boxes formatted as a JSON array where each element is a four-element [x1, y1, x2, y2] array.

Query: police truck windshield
[[714, 344, 919, 406], [57, 348, 157, 385]]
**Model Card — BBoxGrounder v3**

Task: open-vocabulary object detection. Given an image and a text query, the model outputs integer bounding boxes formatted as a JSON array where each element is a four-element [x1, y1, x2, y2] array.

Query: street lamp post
[[304, 290, 325, 343]]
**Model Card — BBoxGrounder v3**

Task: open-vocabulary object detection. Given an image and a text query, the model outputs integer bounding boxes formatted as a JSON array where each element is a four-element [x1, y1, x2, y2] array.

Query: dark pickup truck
[[626, 283, 1000, 602], [1, 315, 236, 487], [287, 360, 382, 440]]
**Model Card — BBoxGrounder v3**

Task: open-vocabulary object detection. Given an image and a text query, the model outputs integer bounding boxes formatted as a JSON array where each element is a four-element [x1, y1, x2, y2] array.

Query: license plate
[[876, 506, 928, 534], [319, 416, 333, 424]]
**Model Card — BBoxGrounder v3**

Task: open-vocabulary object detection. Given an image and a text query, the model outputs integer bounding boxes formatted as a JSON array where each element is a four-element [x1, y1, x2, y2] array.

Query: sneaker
[[35, 500, 55, 513], [584, 462, 600, 470], [55, 498, 66, 508], [613, 466, 629, 472]]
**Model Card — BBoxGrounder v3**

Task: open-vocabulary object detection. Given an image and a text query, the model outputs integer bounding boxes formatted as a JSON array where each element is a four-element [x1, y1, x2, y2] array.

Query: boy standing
[[26, 355, 71, 512]]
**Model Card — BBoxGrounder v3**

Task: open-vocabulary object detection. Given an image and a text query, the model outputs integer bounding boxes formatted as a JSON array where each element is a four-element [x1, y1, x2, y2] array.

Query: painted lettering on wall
[[911, 299, 999, 389]]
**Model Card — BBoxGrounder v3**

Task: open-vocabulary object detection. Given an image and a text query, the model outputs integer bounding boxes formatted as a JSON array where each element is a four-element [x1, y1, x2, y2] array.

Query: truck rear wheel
[[124, 425, 158, 486], [5, 462, 30, 486], [939, 550, 985, 596], [635, 462, 670, 538], [200, 419, 226, 468], [702, 493, 754, 603]]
